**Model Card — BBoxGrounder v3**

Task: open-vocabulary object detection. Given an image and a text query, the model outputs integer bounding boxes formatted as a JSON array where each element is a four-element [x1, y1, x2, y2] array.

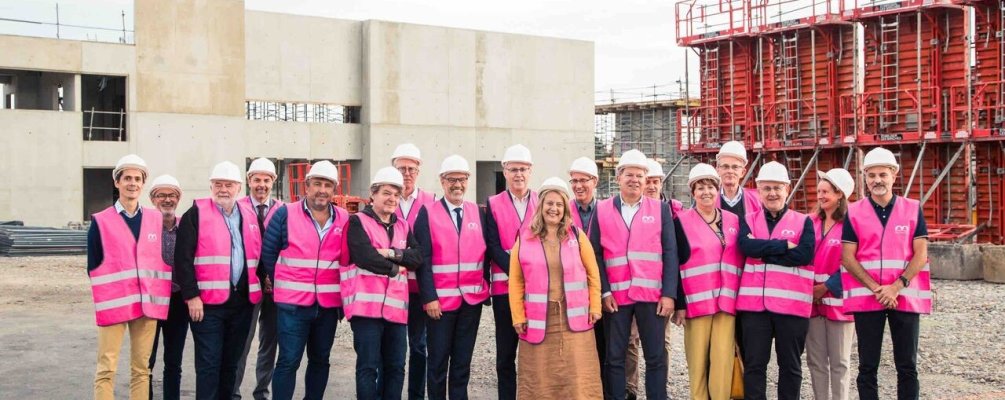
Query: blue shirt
[[303, 201, 334, 237], [218, 204, 245, 286]]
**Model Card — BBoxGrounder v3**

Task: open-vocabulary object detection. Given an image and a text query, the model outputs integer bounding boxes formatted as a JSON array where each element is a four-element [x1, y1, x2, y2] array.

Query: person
[[88, 154, 171, 400], [390, 143, 438, 400], [484, 144, 538, 400], [509, 177, 603, 398], [841, 147, 931, 400], [414, 155, 490, 400], [715, 140, 762, 217], [736, 161, 816, 400], [806, 168, 856, 400], [175, 161, 264, 400], [590, 149, 680, 400], [146, 175, 189, 400], [344, 166, 424, 399], [234, 157, 283, 400], [671, 163, 743, 400], [260, 160, 348, 400]]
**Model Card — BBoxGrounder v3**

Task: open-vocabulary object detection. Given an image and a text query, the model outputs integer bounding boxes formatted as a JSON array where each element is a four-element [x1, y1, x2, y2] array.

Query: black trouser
[[148, 291, 190, 400], [854, 310, 921, 400], [740, 311, 809, 400], [594, 316, 612, 399], [492, 295, 517, 400], [426, 302, 482, 400], [605, 302, 668, 400], [190, 297, 254, 400], [407, 292, 428, 400]]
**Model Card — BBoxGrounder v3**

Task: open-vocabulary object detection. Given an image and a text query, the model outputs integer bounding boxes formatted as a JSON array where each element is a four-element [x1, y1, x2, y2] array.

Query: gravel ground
[[1, 256, 1003, 399]]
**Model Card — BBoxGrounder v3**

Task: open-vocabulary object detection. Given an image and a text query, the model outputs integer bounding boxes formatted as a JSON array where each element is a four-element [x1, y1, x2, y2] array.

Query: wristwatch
[[897, 275, 910, 287]]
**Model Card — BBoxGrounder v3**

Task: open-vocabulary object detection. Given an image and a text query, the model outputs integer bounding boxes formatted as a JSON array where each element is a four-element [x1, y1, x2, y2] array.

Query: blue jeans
[[189, 302, 254, 400], [148, 291, 190, 400], [351, 317, 408, 400], [426, 302, 482, 400], [407, 293, 428, 400], [271, 303, 340, 400]]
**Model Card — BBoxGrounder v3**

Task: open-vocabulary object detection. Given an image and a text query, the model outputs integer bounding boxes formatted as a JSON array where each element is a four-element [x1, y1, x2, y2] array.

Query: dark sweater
[[87, 207, 143, 272], [346, 206, 423, 277]]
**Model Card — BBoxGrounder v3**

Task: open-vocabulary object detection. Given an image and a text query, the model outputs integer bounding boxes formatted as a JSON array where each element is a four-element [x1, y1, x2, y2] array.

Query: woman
[[671, 163, 743, 400], [509, 177, 603, 399], [806, 168, 856, 400]]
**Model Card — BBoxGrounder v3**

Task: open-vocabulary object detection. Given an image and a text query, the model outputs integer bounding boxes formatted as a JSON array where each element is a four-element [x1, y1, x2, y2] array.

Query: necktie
[[453, 207, 463, 232], [256, 204, 267, 234]]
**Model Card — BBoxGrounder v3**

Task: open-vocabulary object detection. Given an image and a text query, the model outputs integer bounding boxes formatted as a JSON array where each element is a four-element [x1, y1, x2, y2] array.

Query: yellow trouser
[[94, 317, 157, 400], [684, 312, 736, 400]]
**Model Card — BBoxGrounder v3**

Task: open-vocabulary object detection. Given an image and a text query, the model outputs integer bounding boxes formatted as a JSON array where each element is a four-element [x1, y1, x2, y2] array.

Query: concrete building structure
[[0, 0, 594, 227]]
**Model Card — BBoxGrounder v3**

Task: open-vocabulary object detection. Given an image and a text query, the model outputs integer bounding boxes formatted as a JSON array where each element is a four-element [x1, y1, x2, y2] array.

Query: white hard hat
[[569, 157, 598, 178], [755, 161, 790, 184], [113, 154, 148, 180], [818, 168, 855, 199], [209, 161, 243, 184], [501, 144, 533, 166], [247, 157, 277, 179], [687, 163, 720, 187], [150, 174, 182, 196], [645, 159, 665, 178], [439, 154, 471, 176], [616, 149, 649, 173], [391, 143, 422, 165], [538, 176, 571, 197], [716, 141, 748, 165], [862, 147, 900, 173], [371, 166, 404, 191], [305, 160, 340, 184]]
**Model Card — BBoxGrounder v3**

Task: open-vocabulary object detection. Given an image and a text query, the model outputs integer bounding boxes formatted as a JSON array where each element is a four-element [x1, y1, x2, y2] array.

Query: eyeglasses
[[717, 164, 745, 171], [569, 178, 595, 185], [396, 167, 419, 175], [153, 193, 179, 200], [444, 177, 468, 184], [505, 167, 529, 175]]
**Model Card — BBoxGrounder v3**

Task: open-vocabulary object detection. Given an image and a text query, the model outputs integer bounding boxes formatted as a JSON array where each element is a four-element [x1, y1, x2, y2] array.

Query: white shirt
[[511, 191, 530, 221], [446, 199, 464, 230], [721, 188, 743, 208], [399, 189, 418, 218], [114, 200, 140, 218], [619, 195, 641, 226], [250, 196, 273, 210]]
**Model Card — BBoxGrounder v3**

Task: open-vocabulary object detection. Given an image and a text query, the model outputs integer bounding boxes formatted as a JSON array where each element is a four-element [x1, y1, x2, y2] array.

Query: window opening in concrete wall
[[81, 75, 127, 141], [83, 168, 116, 222], [0, 68, 76, 111], [246, 101, 361, 124]]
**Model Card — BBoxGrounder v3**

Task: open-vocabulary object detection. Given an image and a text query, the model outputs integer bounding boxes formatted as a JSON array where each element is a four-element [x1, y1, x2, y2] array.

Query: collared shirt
[[576, 198, 596, 228], [250, 197, 273, 209], [114, 200, 140, 218], [841, 195, 928, 243], [721, 188, 743, 208], [399, 189, 418, 218], [218, 204, 245, 286], [619, 195, 641, 226], [302, 201, 334, 237], [445, 199, 464, 229], [511, 191, 530, 221]]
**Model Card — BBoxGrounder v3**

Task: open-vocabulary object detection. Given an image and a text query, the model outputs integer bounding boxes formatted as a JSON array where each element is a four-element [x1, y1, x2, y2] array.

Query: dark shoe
[[626, 392, 638, 400]]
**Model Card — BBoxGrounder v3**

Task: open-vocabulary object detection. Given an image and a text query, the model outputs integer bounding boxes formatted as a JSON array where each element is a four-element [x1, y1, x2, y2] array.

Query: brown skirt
[[517, 301, 602, 400]]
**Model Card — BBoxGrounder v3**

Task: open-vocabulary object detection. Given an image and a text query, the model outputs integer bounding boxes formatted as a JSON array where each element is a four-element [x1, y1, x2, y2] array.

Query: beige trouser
[[683, 313, 736, 400], [806, 317, 854, 400], [626, 320, 641, 394], [94, 317, 157, 400]]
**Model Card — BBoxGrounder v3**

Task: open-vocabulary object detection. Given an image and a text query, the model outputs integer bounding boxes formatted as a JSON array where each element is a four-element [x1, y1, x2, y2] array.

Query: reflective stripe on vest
[[487, 191, 538, 296], [678, 208, 743, 317], [736, 208, 814, 318], [515, 227, 593, 344], [843, 196, 932, 314], [192, 198, 262, 305], [597, 197, 664, 305], [341, 212, 410, 324], [396, 189, 436, 294], [811, 215, 853, 322], [273, 201, 348, 308], [90, 206, 173, 326], [428, 201, 488, 312]]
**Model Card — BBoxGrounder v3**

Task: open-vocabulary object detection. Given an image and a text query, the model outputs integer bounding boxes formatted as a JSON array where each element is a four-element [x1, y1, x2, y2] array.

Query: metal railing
[[83, 108, 126, 141]]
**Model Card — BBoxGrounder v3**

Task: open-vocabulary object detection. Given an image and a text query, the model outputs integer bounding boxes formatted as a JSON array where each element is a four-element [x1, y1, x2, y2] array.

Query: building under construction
[[674, 0, 1005, 244]]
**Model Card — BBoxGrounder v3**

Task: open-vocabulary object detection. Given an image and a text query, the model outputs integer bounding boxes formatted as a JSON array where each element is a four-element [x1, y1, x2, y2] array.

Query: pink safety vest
[[842, 197, 932, 314], [238, 196, 283, 230], [678, 208, 743, 318], [192, 198, 263, 305], [427, 201, 489, 312], [597, 197, 665, 305], [569, 199, 597, 236], [736, 209, 814, 317], [716, 187, 763, 217], [89, 206, 173, 326], [341, 213, 411, 324], [810, 216, 853, 322], [670, 199, 684, 217], [487, 191, 538, 296], [515, 226, 593, 344], [273, 201, 348, 308], [396, 189, 436, 294]]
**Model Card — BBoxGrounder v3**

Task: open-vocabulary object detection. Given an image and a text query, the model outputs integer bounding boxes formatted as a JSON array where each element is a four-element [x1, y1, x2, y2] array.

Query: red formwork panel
[[676, 0, 752, 46], [841, 4, 968, 144], [890, 143, 970, 230], [684, 38, 759, 154], [974, 141, 1005, 243], [951, 0, 1005, 138]]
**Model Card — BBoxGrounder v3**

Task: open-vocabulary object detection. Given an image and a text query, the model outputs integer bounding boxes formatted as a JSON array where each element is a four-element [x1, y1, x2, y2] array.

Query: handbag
[[730, 344, 745, 399]]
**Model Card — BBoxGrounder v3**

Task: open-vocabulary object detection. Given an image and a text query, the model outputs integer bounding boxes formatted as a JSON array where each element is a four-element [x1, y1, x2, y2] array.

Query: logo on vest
[[250, 224, 258, 231], [894, 225, 910, 235], [333, 227, 343, 235], [780, 229, 796, 238], [728, 227, 737, 235], [827, 238, 840, 246], [568, 238, 578, 247], [398, 239, 407, 247], [467, 222, 479, 230], [641, 215, 655, 224], [147, 233, 157, 242]]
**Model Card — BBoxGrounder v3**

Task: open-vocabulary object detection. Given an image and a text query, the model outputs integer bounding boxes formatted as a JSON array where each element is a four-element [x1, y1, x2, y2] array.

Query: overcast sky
[[2, 0, 700, 103]]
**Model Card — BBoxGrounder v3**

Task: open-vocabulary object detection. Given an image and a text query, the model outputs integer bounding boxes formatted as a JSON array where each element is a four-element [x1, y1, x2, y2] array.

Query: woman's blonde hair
[[529, 188, 572, 241]]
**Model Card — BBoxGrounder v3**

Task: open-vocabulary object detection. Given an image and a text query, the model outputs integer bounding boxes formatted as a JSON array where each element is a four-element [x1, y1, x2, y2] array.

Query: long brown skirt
[[517, 301, 602, 399]]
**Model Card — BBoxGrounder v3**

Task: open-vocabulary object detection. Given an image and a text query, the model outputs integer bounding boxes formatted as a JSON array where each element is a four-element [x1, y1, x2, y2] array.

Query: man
[[842, 147, 931, 400], [175, 161, 264, 400], [146, 175, 188, 400], [234, 157, 283, 400], [390, 143, 438, 400], [715, 140, 762, 217], [88, 154, 172, 400], [736, 161, 816, 400], [261, 160, 348, 400], [589, 149, 680, 400], [484, 144, 538, 400], [414, 155, 490, 400]]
